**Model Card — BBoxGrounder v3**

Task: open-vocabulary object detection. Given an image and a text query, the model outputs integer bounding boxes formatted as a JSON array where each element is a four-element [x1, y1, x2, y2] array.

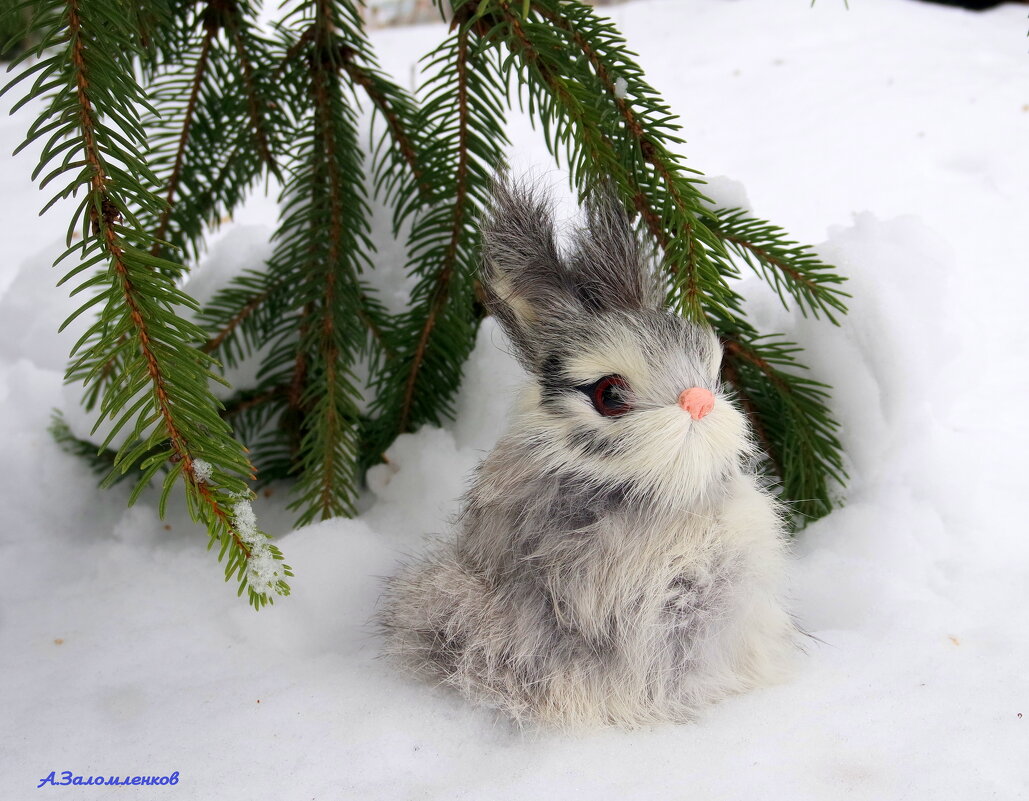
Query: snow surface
[[2, 0, 1028, 798]]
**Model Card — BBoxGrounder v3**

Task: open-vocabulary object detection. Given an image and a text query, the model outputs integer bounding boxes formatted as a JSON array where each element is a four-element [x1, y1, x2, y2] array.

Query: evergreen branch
[[357, 289, 395, 361], [62, 3, 186, 473], [487, 0, 734, 321], [398, 25, 471, 434], [352, 65, 421, 184], [222, 385, 286, 421], [132, 0, 181, 69], [307, 5, 352, 520], [87, 4, 225, 407], [286, 303, 313, 415], [200, 268, 395, 380], [720, 329, 847, 526], [336, 38, 434, 236], [200, 269, 282, 364], [54, 382, 284, 487], [364, 6, 508, 461], [340, 52, 427, 201], [202, 285, 270, 355], [8, 0, 853, 588], [144, 0, 285, 264], [201, 262, 390, 370], [702, 209, 850, 322], [490, 1, 691, 287], [3, 0, 289, 607], [151, 18, 213, 254], [48, 409, 158, 486], [218, 384, 288, 453], [237, 0, 384, 524], [718, 353, 781, 478], [531, 0, 708, 290], [223, 0, 275, 171]]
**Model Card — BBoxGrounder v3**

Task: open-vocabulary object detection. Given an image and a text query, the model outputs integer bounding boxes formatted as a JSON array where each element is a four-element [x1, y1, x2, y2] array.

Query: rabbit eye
[[587, 375, 632, 417]]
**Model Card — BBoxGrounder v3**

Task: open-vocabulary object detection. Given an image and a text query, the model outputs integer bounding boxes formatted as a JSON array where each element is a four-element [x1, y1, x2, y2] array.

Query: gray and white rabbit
[[379, 179, 798, 728]]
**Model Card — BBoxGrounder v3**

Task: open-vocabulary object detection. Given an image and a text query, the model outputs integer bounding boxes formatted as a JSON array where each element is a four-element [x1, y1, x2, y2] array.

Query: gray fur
[[379, 179, 797, 728], [479, 178, 662, 373]]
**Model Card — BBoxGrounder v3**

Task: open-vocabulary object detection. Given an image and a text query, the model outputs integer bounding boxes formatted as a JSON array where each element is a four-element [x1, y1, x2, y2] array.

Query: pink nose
[[678, 387, 714, 420]]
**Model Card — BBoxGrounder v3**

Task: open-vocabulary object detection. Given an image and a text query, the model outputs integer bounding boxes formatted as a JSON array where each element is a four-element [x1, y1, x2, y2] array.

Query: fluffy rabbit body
[[380, 181, 797, 727]]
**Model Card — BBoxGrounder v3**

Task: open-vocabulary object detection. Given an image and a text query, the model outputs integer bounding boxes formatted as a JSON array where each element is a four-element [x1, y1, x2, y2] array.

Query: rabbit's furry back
[[378, 179, 798, 728]]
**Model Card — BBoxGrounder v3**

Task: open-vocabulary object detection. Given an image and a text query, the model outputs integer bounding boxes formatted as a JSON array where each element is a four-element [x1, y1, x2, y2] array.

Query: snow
[[2, 0, 1028, 797], [191, 459, 213, 484]]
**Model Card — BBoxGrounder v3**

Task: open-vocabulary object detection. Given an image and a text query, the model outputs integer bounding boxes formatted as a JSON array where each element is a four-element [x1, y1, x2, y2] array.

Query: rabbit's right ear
[[480, 179, 578, 367]]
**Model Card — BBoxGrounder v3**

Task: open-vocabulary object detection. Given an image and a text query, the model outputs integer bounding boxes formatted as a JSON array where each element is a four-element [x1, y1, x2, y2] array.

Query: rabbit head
[[480, 179, 752, 508]]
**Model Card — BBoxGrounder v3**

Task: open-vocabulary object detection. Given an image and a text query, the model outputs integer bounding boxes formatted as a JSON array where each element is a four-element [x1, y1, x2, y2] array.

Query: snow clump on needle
[[192, 459, 213, 484], [232, 495, 285, 595]]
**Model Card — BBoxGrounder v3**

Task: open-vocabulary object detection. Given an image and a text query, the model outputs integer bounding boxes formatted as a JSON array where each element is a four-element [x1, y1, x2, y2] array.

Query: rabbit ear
[[568, 186, 663, 313], [480, 178, 579, 366]]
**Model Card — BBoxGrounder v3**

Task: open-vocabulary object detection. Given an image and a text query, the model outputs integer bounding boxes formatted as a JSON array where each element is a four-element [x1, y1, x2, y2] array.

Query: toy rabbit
[[379, 178, 797, 728]]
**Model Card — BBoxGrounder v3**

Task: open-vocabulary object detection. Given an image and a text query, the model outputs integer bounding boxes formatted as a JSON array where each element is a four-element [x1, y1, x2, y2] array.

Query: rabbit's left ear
[[480, 178, 581, 367], [567, 187, 663, 313]]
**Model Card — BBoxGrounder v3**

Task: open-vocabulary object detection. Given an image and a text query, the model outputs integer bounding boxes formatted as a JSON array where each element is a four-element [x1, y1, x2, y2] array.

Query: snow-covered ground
[[2, 0, 1028, 797]]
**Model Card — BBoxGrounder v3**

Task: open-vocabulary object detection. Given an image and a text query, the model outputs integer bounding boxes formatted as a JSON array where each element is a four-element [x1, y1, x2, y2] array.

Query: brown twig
[[151, 21, 214, 255], [340, 52, 429, 198], [223, 3, 275, 170], [202, 286, 270, 354], [722, 338, 792, 393], [221, 385, 286, 419], [288, 303, 313, 412]]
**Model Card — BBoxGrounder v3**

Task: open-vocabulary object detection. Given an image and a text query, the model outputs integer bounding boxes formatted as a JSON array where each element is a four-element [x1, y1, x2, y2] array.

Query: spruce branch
[[302, 4, 358, 521], [201, 5, 399, 500], [150, 15, 212, 256], [338, 43, 431, 230], [144, 0, 284, 264], [3, 0, 290, 606], [201, 270, 280, 363], [702, 209, 850, 322], [718, 352, 781, 478], [719, 327, 846, 524], [347, 58, 422, 186], [398, 27, 470, 433], [48, 409, 161, 486], [530, 1, 706, 271], [222, 0, 276, 172], [219, 384, 289, 454], [364, 4, 508, 461], [219, 0, 387, 524], [8, 0, 853, 598]]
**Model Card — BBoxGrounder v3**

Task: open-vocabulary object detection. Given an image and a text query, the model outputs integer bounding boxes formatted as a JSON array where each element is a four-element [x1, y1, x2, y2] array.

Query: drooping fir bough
[[2, 0, 848, 608]]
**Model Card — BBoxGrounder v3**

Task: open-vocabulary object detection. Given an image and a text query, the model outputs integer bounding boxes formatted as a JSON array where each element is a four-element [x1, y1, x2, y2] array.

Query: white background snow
[[1, 0, 1028, 797]]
